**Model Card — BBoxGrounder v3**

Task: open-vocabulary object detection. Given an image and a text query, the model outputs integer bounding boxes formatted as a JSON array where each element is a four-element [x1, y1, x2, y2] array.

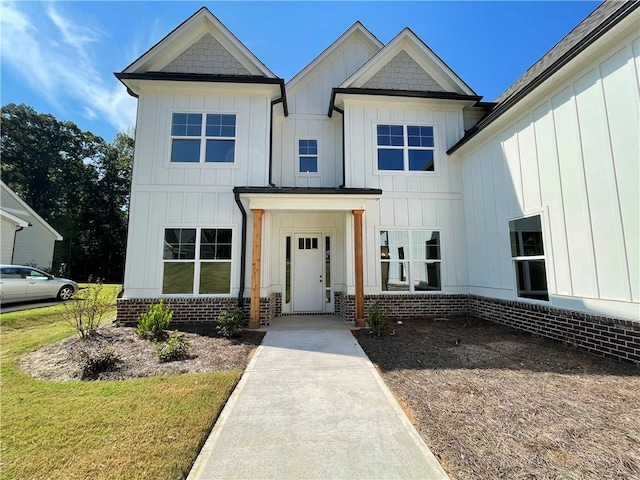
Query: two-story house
[[116, 1, 639, 364]]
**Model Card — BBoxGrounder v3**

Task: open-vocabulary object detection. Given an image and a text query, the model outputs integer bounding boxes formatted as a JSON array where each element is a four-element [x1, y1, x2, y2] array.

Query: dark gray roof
[[448, 0, 639, 154]]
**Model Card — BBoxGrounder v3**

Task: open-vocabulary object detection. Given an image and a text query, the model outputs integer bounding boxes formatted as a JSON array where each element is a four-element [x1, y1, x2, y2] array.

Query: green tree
[[0, 103, 133, 281]]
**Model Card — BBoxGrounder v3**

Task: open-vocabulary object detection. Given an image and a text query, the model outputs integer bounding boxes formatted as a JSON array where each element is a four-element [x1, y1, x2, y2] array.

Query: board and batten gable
[[456, 25, 640, 320], [123, 82, 273, 298], [272, 27, 380, 188]]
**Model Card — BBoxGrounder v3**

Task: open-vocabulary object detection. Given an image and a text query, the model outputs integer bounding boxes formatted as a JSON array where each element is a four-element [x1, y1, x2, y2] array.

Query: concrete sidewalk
[[187, 330, 449, 480]]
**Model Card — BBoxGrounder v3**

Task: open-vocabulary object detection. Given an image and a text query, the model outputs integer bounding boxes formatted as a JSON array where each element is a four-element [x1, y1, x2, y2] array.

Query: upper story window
[[298, 139, 318, 173], [376, 124, 434, 172], [509, 215, 548, 301], [170, 113, 236, 163]]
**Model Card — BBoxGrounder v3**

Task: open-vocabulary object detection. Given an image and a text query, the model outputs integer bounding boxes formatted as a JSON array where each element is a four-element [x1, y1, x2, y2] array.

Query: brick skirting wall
[[337, 293, 469, 322], [117, 293, 281, 327], [470, 295, 640, 365]]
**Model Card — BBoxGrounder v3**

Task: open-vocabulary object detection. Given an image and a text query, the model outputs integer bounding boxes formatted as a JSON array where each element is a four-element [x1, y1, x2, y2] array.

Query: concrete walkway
[[188, 328, 449, 480]]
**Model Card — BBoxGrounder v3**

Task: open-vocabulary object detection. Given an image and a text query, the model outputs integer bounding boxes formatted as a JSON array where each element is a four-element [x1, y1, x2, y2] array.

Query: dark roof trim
[[115, 72, 288, 111], [447, 1, 638, 155], [328, 88, 482, 117], [233, 186, 383, 195]]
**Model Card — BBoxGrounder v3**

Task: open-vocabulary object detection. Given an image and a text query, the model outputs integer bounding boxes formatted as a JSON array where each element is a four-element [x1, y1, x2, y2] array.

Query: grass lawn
[[356, 317, 640, 480], [0, 285, 242, 480]]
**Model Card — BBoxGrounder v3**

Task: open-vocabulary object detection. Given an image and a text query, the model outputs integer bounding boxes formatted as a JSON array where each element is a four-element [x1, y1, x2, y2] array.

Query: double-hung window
[[509, 215, 548, 301], [162, 228, 232, 295], [377, 124, 435, 172], [298, 139, 318, 173], [170, 113, 236, 163], [380, 230, 441, 292]]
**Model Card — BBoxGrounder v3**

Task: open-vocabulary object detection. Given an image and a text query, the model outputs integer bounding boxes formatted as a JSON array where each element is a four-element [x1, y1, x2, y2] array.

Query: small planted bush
[[73, 346, 120, 380], [155, 331, 190, 363], [216, 304, 244, 338], [367, 301, 390, 337], [137, 300, 173, 339], [63, 282, 114, 339]]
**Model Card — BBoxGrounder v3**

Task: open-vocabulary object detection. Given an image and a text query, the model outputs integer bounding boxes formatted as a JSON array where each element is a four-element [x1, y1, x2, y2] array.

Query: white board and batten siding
[[343, 97, 469, 293], [459, 31, 640, 320], [272, 34, 378, 188], [123, 86, 272, 298]]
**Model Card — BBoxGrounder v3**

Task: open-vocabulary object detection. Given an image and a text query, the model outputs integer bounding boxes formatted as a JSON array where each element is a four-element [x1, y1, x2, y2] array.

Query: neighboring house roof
[[0, 181, 63, 240], [121, 7, 276, 78], [340, 27, 476, 95], [285, 21, 384, 95], [447, 0, 639, 154], [0, 209, 29, 228]]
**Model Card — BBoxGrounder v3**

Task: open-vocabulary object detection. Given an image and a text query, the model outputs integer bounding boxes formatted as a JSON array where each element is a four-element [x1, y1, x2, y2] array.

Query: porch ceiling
[[234, 187, 382, 211]]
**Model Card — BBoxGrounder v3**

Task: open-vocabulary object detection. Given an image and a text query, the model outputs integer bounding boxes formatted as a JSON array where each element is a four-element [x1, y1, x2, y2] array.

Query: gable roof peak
[[121, 6, 276, 78], [340, 26, 476, 95]]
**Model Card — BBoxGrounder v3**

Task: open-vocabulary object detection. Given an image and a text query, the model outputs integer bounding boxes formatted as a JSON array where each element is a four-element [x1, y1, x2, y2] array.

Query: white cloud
[[0, 1, 136, 134]]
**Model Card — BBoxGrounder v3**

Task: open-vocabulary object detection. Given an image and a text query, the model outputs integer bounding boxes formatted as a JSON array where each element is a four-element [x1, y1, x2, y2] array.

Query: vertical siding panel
[[148, 192, 168, 290], [471, 151, 489, 287], [552, 86, 598, 298], [408, 198, 423, 226], [489, 137, 513, 290], [201, 193, 217, 224], [127, 192, 151, 288], [479, 143, 500, 289], [452, 199, 468, 286], [516, 114, 542, 211], [600, 44, 640, 301], [394, 198, 409, 226], [184, 192, 200, 224], [437, 199, 455, 285], [574, 68, 629, 301], [501, 126, 524, 216], [461, 157, 478, 286], [533, 102, 573, 296], [422, 199, 437, 226], [379, 197, 394, 225]]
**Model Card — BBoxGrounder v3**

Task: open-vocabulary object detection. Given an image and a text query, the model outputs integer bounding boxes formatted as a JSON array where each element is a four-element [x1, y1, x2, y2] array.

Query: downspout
[[330, 105, 345, 188], [11, 226, 24, 263], [233, 190, 248, 309], [268, 81, 289, 187]]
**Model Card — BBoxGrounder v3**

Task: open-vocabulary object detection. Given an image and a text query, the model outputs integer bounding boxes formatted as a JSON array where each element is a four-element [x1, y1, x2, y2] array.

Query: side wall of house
[[122, 85, 272, 299], [459, 28, 639, 322], [0, 217, 17, 264], [12, 224, 57, 271]]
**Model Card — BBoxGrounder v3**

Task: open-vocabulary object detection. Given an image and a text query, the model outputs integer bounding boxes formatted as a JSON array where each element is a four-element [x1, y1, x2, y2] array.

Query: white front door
[[293, 234, 324, 312]]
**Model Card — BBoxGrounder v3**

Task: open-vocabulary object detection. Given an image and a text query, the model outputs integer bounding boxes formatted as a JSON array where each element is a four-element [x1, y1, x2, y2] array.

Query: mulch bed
[[354, 316, 640, 480], [20, 324, 264, 381]]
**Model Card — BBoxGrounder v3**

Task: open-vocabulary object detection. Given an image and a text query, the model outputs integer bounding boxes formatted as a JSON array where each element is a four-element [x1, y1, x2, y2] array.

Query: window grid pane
[[171, 113, 202, 137]]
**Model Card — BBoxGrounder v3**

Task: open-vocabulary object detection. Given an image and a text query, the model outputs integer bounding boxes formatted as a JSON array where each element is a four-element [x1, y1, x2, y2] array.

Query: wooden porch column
[[353, 209, 365, 327], [249, 209, 264, 329]]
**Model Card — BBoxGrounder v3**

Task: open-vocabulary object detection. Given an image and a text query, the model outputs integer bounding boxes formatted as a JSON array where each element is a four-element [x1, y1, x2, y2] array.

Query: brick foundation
[[117, 292, 639, 365], [470, 295, 640, 365], [117, 293, 282, 327], [337, 293, 469, 322]]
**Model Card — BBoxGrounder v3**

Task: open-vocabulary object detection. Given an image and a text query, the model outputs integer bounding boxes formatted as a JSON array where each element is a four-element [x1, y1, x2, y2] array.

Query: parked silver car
[[0, 265, 79, 304]]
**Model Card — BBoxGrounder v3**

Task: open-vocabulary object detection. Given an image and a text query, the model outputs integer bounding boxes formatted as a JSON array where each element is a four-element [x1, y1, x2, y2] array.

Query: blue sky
[[1, 1, 601, 142]]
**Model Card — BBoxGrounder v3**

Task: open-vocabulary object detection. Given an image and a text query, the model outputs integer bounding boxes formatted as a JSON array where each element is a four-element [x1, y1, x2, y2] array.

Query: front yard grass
[[356, 317, 640, 480], [0, 288, 242, 480]]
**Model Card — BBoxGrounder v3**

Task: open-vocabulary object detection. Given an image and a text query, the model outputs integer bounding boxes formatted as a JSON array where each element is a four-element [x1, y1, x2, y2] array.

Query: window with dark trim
[[162, 228, 232, 294], [509, 215, 548, 301], [377, 124, 435, 172], [170, 113, 236, 163]]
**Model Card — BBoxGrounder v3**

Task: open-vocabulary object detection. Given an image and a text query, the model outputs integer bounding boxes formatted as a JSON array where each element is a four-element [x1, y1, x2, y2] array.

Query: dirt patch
[[20, 323, 264, 381], [355, 316, 640, 480]]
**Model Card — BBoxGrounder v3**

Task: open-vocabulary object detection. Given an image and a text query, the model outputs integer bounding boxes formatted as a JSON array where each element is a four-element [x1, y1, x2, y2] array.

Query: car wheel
[[58, 285, 74, 301]]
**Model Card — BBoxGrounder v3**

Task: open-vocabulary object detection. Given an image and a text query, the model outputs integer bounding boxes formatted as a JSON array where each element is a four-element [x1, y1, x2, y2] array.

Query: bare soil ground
[[355, 316, 640, 480], [20, 323, 264, 381]]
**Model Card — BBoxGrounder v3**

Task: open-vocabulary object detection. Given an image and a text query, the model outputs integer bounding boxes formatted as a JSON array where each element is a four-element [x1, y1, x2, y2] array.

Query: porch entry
[[292, 233, 331, 313]]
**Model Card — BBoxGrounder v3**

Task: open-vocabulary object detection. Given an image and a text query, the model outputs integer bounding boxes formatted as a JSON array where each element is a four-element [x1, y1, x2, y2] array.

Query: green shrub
[[367, 301, 390, 337], [155, 331, 190, 362], [216, 304, 244, 338], [72, 346, 120, 380], [63, 282, 114, 339], [137, 300, 173, 339]]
